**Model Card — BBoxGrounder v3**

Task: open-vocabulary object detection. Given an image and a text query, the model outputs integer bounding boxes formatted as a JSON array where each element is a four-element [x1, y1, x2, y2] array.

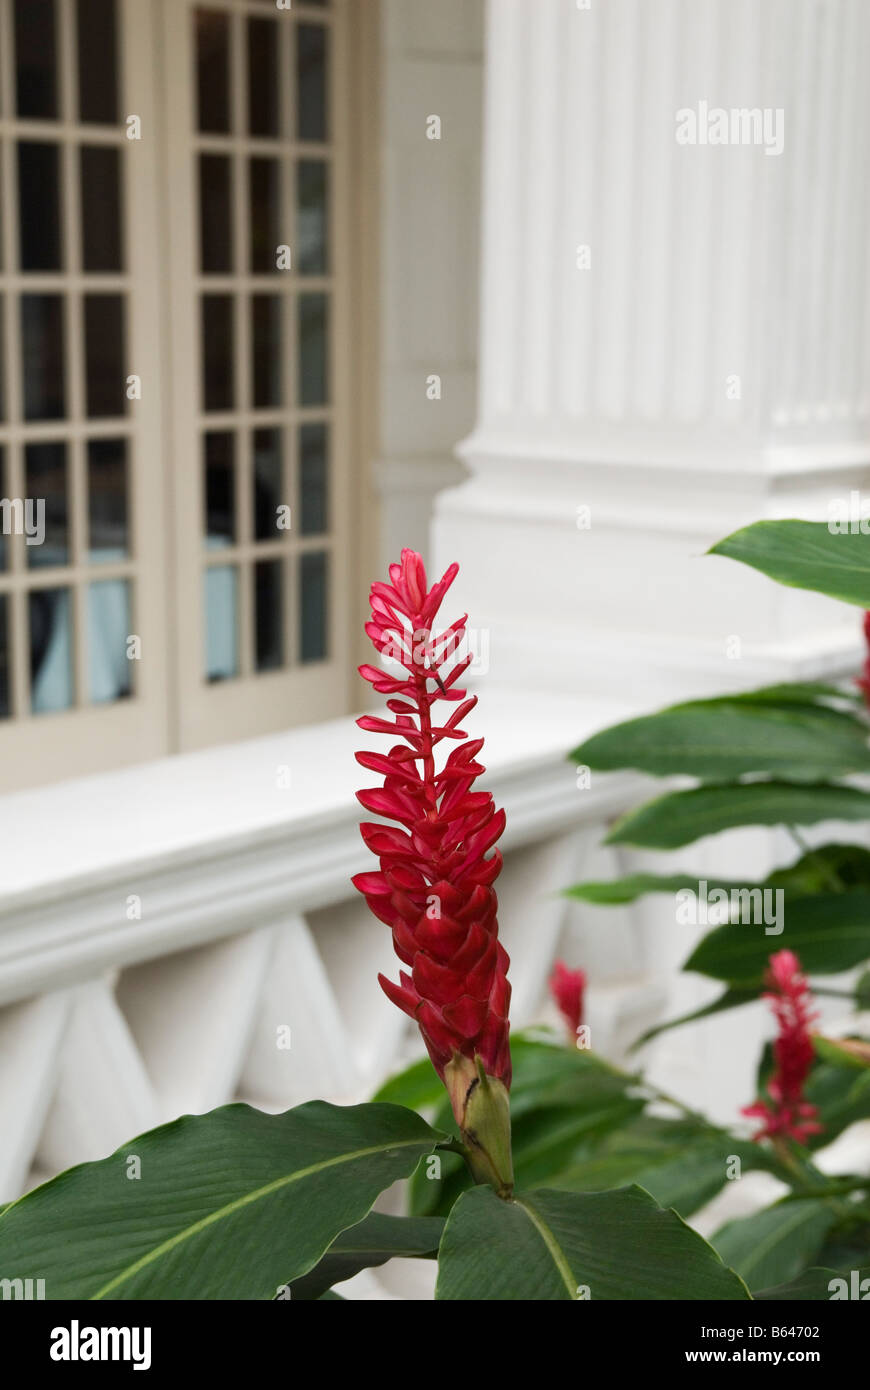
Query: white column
[[435, 0, 870, 703]]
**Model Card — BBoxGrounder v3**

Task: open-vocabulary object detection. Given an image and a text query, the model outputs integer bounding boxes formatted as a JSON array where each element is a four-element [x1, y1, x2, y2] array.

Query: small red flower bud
[[353, 550, 512, 1140], [742, 949, 822, 1146], [855, 611, 870, 706], [549, 960, 586, 1045]]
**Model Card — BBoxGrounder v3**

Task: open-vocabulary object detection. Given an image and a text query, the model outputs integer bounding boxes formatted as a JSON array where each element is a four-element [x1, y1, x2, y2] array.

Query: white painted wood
[[0, 993, 72, 1201]]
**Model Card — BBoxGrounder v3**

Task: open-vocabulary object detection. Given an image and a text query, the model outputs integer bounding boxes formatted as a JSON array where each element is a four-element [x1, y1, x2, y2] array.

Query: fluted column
[[435, 0, 870, 702]]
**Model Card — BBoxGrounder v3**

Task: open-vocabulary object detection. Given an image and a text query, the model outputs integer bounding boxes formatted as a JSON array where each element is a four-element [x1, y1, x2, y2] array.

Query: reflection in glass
[[299, 422, 328, 535], [296, 161, 329, 275], [248, 18, 279, 137], [202, 296, 235, 411], [204, 432, 235, 544], [89, 578, 132, 702], [85, 295, 126, 417], [77, 0, 118, 124], [81, 146, 123, 271], [296, 24, 328, 142], [88, 438, 128, 561], [25, 441, 68, 568], [204, 565, 238, 680], [253, 429, 282, 541], [18, 143, 62, 271], [252, 295, 282, 409], [196, 9, 230, 134], [300, 550, 328, 663], [199, 155, 233, 274], [298, 293, 328, 405], [21, 295, 65, 420], [0, 596, 9, 718], [15, 0, 58, 120], [29, 587, 74, 713], [249, 159, 282, 274], [255, 559, 283, 672]]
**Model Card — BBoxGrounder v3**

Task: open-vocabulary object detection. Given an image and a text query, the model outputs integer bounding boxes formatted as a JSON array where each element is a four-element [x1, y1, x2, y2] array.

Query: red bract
[[856, 611, 870, 706], [352, 549, 511, 1128], [550, 960, 586, 1044], [742, 949, 822, 1146]]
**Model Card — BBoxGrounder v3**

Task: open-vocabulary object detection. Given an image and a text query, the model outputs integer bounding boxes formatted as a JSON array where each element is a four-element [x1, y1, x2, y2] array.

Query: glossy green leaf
[[573, 700, 870, 781], [435, 1185, 750, 1300], [288, 1212, 443, 1300], [755, 1265, 870, 1300], [684, 893, 870, 984], [565, 873, 754, 905], [371, 1056, 444, 1111], [711, 1199, 838, 1292], [0, 1101, 443, 1300], [607, 782, 870, 849], [710, 520, 870, 608]]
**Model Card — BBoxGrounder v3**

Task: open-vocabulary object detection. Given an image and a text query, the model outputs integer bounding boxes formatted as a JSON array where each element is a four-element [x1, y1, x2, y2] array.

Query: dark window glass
[[15, 0, 58, 120], [25, 441, 68, 568], [18, 143, 62, 271], [299, 550, 327, 663], [248, 18, 279, 137], [77, 0, 119, 124], [196, 10, 230, 134], [249, 158, 281, 274], [88, 578, 132, 702], [296, 24, 328, 141], [21, 295, 66, 420], [202, 296, 235, 411], [297, 160, 328, 275], [81, 146, 123, 272], [298, 293, 328, 405], [253, 429, 282, 541], [252, 295, 282, 409], [29, 587, 74, 712], [299, 422, 328, 535], [199, 155, 233, 274], [255, 558, 283, 671], [88, 438, 128, 561], [204, 432, 235, 543], [84, 295, 126, 417]]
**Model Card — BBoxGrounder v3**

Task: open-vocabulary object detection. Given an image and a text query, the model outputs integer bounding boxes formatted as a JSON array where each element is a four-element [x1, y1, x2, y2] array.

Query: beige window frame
[[0, 0, 376, 791]]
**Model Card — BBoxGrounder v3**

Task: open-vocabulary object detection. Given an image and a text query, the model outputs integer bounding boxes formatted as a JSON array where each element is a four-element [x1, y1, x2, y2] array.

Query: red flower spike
[[741, 949, 822, 1146], [550, 960, 587, 1045], [353, 549, 513, 1192]]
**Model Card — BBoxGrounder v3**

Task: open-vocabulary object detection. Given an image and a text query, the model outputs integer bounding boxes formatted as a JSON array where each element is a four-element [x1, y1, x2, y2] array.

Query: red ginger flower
[[856, 611, 870, 706], [352, 550, 512, 1139], [742, 950, 822, 1146], [550, 961, 586, 1045]]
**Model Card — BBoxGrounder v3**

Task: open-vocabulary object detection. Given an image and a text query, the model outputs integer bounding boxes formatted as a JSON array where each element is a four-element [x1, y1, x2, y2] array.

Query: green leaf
[[633, 989, 759, 1048], [684, 893, 870, 984], [812, 1034, 870, 1071], [288, 1212, 444, 1300], [435, 1185, 750, 1300], [804, 1063, 870, 1147], [755, 1266, 870, 1300], [573, 699, 870, 781], [0, 1101, 442, 1300], [370, 1056, 444, 1111], [565, 872, 757, 905], [711, 1200, 838, 1292], [607, 782, 870, 849], [710, 520, 870, 608]]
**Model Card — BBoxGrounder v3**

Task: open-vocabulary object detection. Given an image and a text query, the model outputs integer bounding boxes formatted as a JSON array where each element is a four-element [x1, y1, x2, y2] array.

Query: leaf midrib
[[513, 1197, 577, 1300], [89, 1136, 429, 1299]]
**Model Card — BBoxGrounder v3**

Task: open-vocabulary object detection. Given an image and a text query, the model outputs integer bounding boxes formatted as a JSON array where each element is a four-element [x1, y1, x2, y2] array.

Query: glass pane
[[84, 295, 126, 417], [199, 154, 233, 274], [81, 146, 123, 272], [29, 587, 74, 713], [196, 10, 231, 134], [299, 422, 328, 535], [201, 295, 235, 411], [249, 158, 281, 274], [255, 559, 283, 672], [253, 428, 282, 541], [203, 431, 235, 545], [15, 0, 58, 120], [21, 295, 66, 420], [88, 438, 128, 561], [296, 24, 328, 142], [252, 295, 282, 409], [88, 578, 131, 702], [0, 596, 9, 718], [248, 18, 279, 137], [298, 293, 328, 405], [204, 565, 238, 680], [25, 441, 68, 568], [299, 550, 328, 663], [77, 0, 119, 124], [297, 160, 328, 275], [18, 143, 62, 271]]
